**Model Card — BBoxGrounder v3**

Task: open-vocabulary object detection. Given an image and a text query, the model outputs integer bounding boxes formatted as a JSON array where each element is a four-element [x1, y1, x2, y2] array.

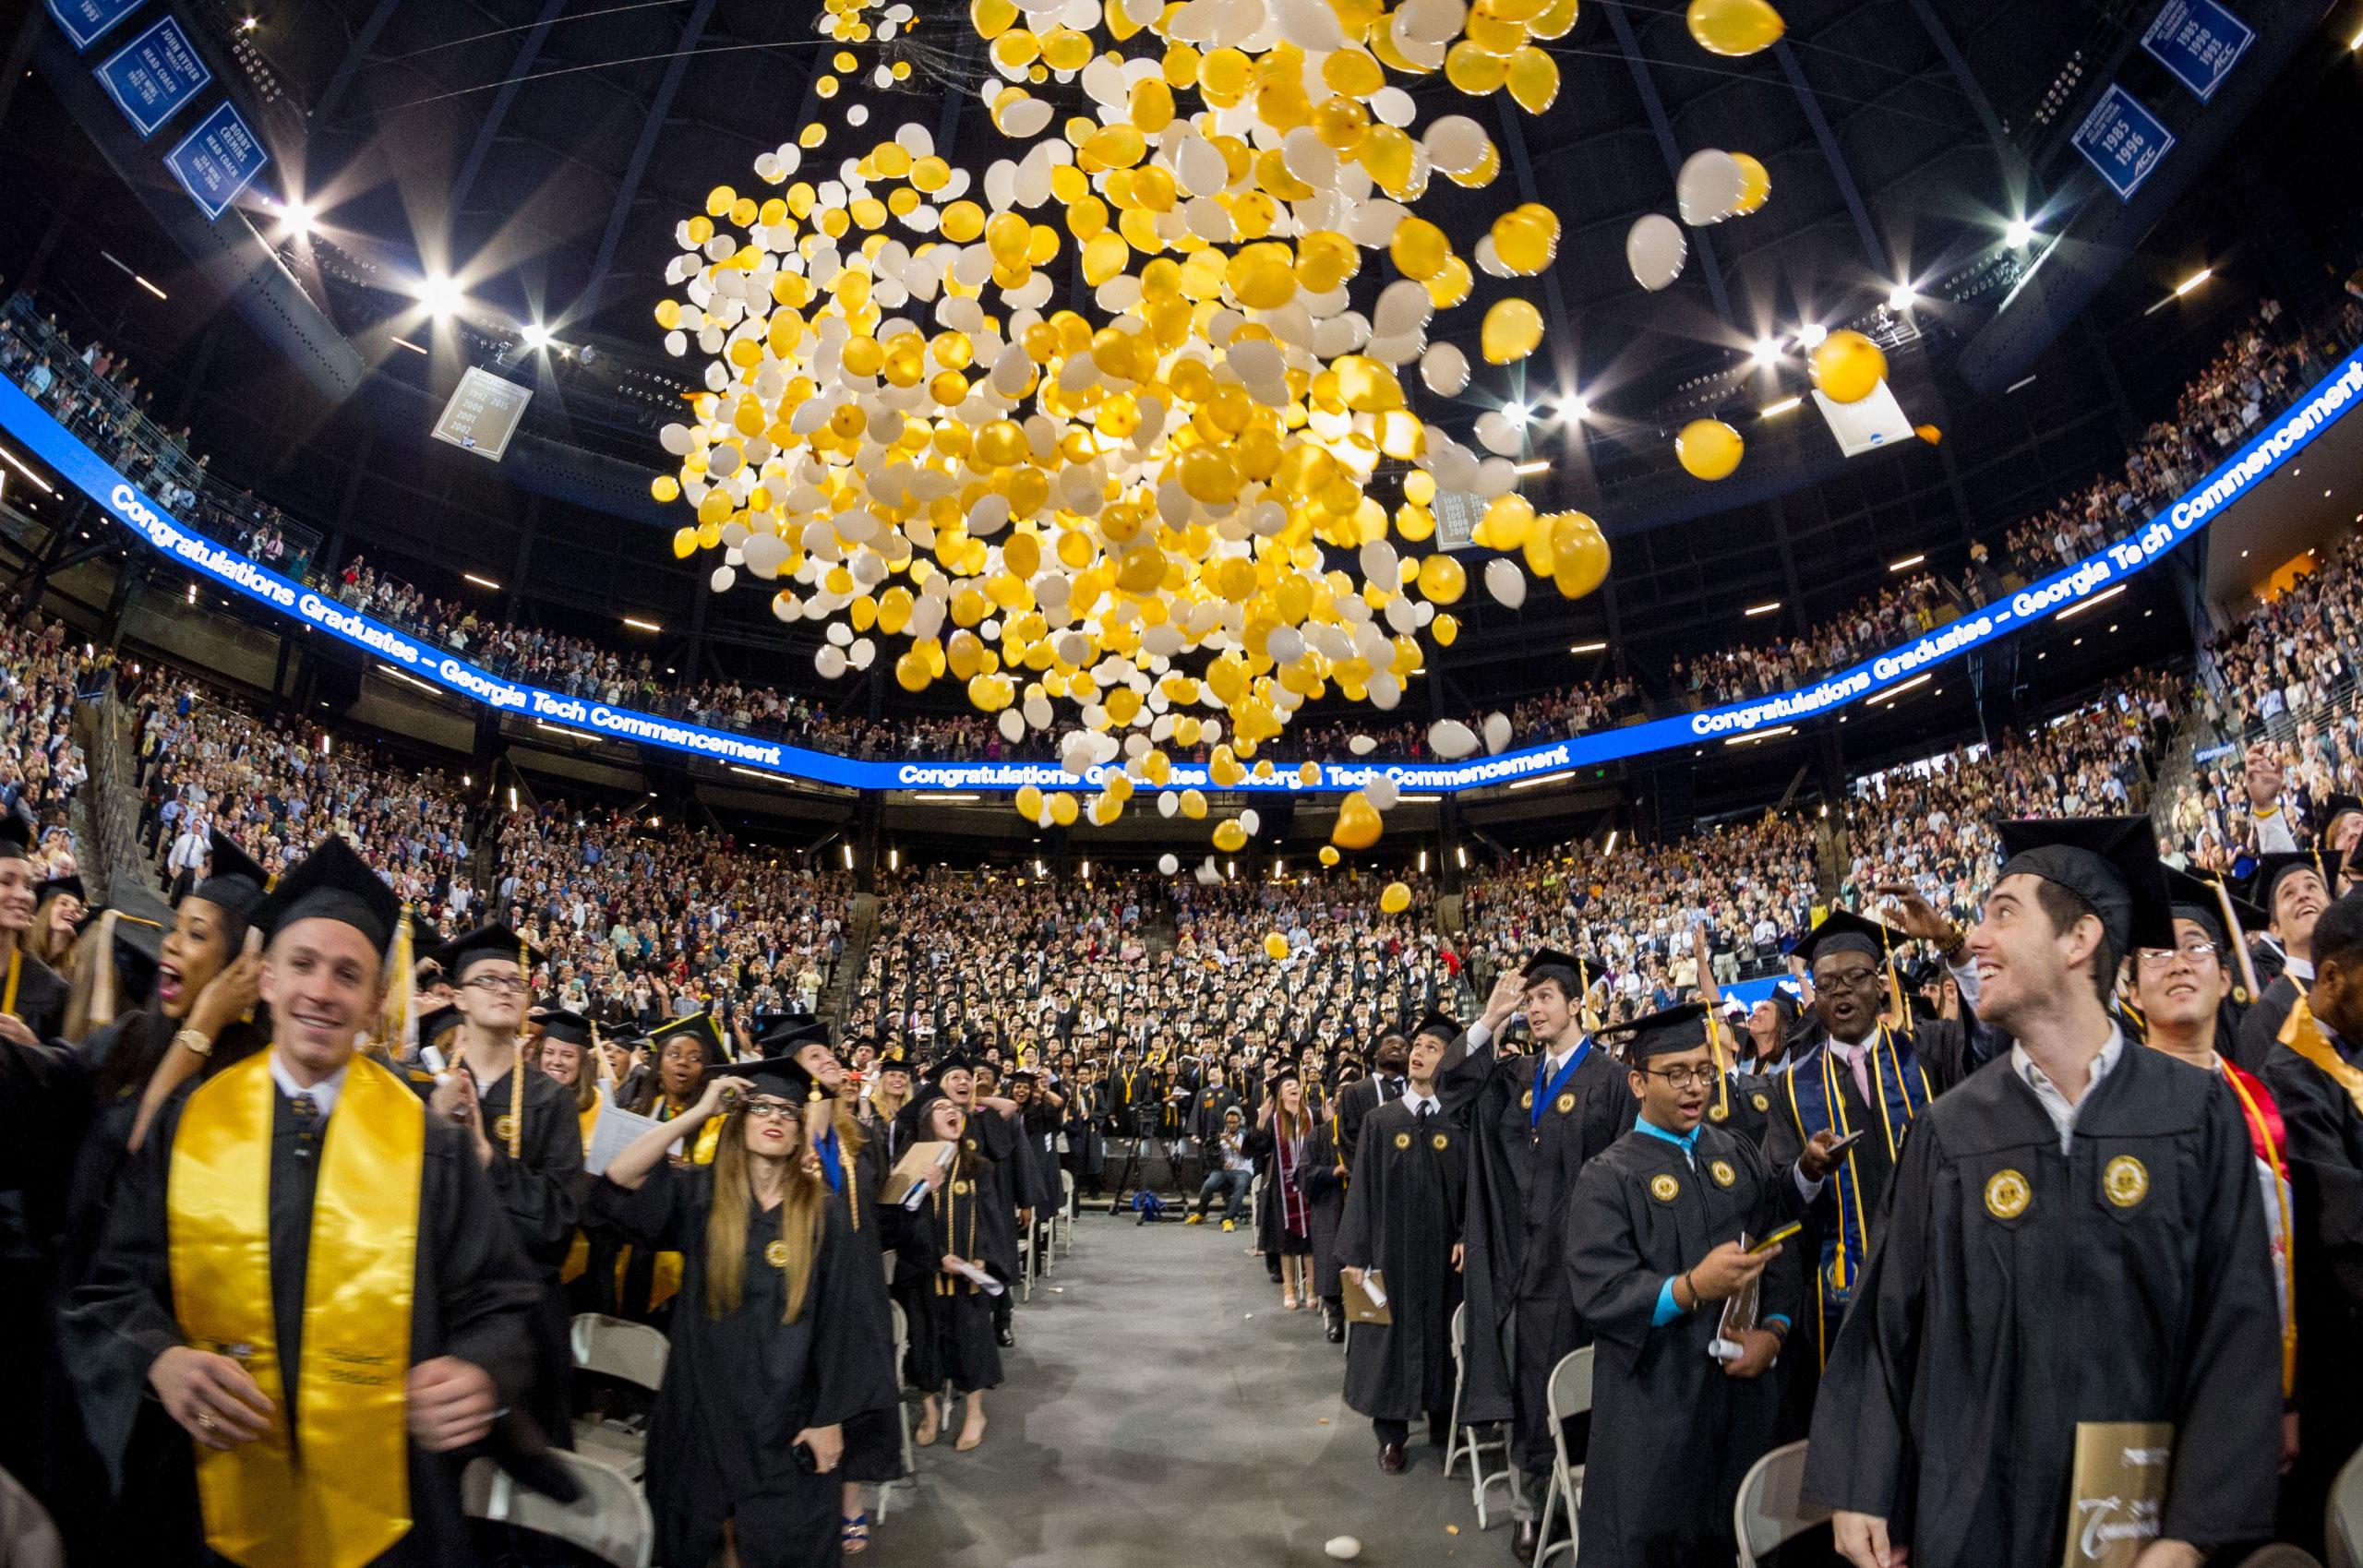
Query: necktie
[[1840, 1043, 1871, 1107], [289, 1092, 319, 1159]]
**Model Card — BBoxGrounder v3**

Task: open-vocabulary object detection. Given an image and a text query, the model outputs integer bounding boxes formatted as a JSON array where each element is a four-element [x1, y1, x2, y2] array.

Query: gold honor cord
[[2220, 1062, 2297, 1397], [1703, 1011, 1731, 1124], [2280, 988, 2363, 1117], [4, 944, 19, 1019], [169, 1053, 423, 1568]]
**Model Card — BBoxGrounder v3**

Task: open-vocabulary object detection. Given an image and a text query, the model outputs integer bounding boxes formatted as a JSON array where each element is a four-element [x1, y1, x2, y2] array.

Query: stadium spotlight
[[278, 198, 316, 239], [2003, 218, 2036, 249], [1503, 401, 1529, 426], [1886, 281, 1915, 310], [1749, 337, 1781, 366], [519, 321, 553, 352], [414, 275, 464, 319]]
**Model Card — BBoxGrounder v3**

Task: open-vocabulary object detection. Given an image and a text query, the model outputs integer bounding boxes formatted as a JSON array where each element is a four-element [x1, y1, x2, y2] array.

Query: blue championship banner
[[2, 345, 2361, 794], [45, 0, 144, 52], [2141, 0, 2252, 102], [93, 14, 212, 140], [162, 99, 269, 221], [2071, 84, 2176, 200]]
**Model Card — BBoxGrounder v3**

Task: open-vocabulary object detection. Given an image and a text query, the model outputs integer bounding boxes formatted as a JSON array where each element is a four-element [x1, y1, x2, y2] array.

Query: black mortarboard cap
[[877, 1043, 911, 1071], [193, 829, 266, 921], [2245, 852, 2331, 923], [930, 1050, 978, 1079], [432, 922, 546, 983], [1996, 816, 2175, 956], [417, 1003, 464, 1046], [37, 872, 84, 905], [740, 1053, 827, 1105], [255, 836, 402, 952], [648, 1011, 728, 1066], [533, 1008, 594, 1047], [1599, 1002, 1709, 1060], [2163, 866, 2265, 951], [1790, 909, 1902, 968], [1410, 1009, 1459, 1044], [0, 814, 32, 862], [757, 1011, 833, 1054], [1521, 947, 1599, 996], [107, 907, 166, 1007]]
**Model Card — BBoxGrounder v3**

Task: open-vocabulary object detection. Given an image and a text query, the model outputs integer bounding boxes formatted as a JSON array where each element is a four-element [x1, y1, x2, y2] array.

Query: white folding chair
[[872, 1300, 918, 1523], [1017, 1224, 1036, 1301], [1445, 1303, 1516, 1528], [1733, 1441, 1828, 1568], [570, 1312, 669, 1481], [1533, 1347, 1592, 1563], [462, 1451, 652, 1568], [2333, 1443, 2363, 1568], [1056, 1169, 1076, 1258]]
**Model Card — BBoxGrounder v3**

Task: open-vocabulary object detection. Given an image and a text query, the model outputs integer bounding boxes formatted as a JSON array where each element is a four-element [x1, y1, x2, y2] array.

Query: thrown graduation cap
[[255, 836, 402, 952], [648, 1011, 729, 1067], [533, 1008, 595, 1048], [1597, 1002, 1709, 1060], [1995, 816, 2175, 956], [193, 830, 267, 921], [2245, 852, 2331, 922], [757, 1011, 833, 1054], [37, 872, 84, 904], [1410, 1009, 1459, 1044], [432, 921, 546, 983], [2163, 866, 2266, 950], [1790, 908, 1904, 969]]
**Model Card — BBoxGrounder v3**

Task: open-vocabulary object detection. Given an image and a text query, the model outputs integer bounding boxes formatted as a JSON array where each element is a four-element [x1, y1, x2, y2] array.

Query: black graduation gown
[[964, 1108, 1025, 1280], [2233, 972, 2300, 1071], [63, 1074, 545, 1568], [1565, 1125, 1799, 1568], [1801, 1046, 2284, 1568], [820, 1121, 904, 1486], [1438, 1028, 1635, 1454], [1295, 1117, 1349, 1299], [408, 1059, 583, 1452], [591, 1164, 894, 1568], [1705, 1064, 1776, 1148], [6, 945, 68, 1041], [886, 1153, 1006, 1395], [1336, 1099, 1465, 1423]]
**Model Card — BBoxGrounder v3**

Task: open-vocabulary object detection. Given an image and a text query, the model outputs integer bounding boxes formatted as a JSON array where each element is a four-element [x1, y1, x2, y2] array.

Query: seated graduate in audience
[[66, 836, 544, 1568], [1806, 819, 2283, 1568], [1337, 1011, 1468, 1473], [1566, 1002, 1796, 1567], [592, 1050, 895, 1568], [889, 1088, 1002, 1453]]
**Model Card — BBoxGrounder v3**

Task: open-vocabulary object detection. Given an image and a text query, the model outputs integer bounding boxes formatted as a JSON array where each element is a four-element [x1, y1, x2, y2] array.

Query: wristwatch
[[174, 1027, 214, 1059]]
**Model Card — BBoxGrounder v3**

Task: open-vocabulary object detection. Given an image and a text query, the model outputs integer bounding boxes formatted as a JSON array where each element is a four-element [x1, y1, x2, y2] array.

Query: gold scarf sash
[[169, 1051, 425, 1568], [2279, 990, 2363, 1116]]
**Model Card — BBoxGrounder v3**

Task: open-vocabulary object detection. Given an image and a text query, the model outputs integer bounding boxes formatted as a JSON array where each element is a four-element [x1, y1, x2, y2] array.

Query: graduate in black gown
[[591, 1049, 896, 1568], [1805, 818, 2283, 1568], [2234, 853, 2331, 1070], [762, 1012, 905, 1556], [0, 813, 73, 1045], [900, 1054, 1026, 1345], [1337, 1010, 1467, 1473], [1298, 1090, 1351, 1344], [891, 1090, 1005, 1454], [414, 923, 583, 1452], [1565, 1003, 1799, 1568], [65, 835, 544, 1568], [1442, 951, 1636, 1562]]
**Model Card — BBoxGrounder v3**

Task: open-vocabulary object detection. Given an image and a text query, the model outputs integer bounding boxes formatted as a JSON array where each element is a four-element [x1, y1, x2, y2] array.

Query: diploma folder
[[1342, 1269, 1392, 1325], [881, 1140, 952, 1205], [2061, 1422, 2173, 1568]]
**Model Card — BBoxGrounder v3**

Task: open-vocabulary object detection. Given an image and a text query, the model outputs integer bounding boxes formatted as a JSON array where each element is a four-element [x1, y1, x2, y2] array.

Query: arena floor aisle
[[879, 1215, 1498, 1566]]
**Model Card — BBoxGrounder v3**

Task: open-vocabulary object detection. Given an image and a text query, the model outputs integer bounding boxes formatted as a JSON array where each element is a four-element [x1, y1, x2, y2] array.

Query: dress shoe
[[1377, 1442, 1406, 1475], [1324, 1307, 1344, 1345], [996, 1324, 1016, 1348], [1511, 1517, 1541, 1562]]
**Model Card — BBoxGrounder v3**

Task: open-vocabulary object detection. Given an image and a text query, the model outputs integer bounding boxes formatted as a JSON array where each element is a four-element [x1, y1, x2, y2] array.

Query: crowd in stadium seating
[[0, 606, 91, 863]]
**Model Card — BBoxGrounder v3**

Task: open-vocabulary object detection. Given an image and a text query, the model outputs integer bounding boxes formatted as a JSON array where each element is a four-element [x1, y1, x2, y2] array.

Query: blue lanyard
[[1530, 1038, 1593, 1128], [816, 1124, 844, 1193]]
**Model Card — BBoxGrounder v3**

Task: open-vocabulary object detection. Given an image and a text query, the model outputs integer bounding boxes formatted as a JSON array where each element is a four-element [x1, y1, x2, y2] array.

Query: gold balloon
[[1675, 419, 1744, 481], [1914, 424, 1942, 445], [1379, 880, 1411, 914], [1730, 152, 1770, 215], [1686, 0, 1784, 56], [1213, 819, 1249, 852], [1318, 844, 1341, 867], [1181, 788, 1209, 820], [1049, 791, 1080, 826], [1332, 791, 1384, 851], [1264, 931, 1290, 960], [1481, 298, 1544, 365], [1809, 329, 1886, 405], [1551, 513, 1611, 599]]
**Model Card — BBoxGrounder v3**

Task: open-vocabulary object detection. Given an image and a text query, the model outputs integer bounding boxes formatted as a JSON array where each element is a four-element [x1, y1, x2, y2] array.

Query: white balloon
[[814, 644, 847, 679], [1348, 734, 1377, 756], [709, 565, 737, 592], [1421, 114, 1486, 174], [1158, 853, 1181, 875], [1483, 712, 1513, 754], [1474, 410, 1524, 457], [1364, 774, 1398, 811], [1240, 808, 1261, 835], [1158, 790, 1181, 819], [1483, 557, 1528, 609], [1369, 672, 1402, 711], [1373, 279, 1433, 342], [999, 708, 1026, 743], [1277, 0, 1343, 49], [1325, 1537, 1363, 1562], [1626, 213, 1687, 292], [1369, 86, 1416, 127], [1428, 719, 1480, 759], [1420, 341, 1469, 396], [1676, 150, 1745, 227]]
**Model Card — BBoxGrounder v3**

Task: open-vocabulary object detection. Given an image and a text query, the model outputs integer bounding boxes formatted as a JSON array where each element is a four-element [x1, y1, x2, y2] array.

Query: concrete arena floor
[[867, 1213, 1504, 1567]]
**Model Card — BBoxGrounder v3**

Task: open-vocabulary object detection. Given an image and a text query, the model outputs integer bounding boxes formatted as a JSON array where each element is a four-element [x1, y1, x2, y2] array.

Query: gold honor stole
[[168, 1052, 425, 1568]]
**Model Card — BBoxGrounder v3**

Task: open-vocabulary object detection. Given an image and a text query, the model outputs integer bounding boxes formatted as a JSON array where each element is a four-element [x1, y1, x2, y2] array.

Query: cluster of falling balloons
[[649, 0, 1792, 856]]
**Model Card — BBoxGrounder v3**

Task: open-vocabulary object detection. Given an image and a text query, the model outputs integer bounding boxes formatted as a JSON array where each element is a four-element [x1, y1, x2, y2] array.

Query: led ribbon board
[[6, 342, 2360, 794]]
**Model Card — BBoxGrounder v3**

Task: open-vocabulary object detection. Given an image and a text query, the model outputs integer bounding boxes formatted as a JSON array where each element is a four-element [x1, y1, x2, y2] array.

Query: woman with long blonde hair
[[594, 1054, 898, 1568]]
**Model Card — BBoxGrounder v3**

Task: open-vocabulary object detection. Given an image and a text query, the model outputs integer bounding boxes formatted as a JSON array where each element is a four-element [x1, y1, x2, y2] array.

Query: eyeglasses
[[2137, 940, 2221, 967], [739, 1099, 798, 1121], [1642, 1064, 1721, 1089], [1814, 966, 1882, 990], [463, 976, 528, 996]]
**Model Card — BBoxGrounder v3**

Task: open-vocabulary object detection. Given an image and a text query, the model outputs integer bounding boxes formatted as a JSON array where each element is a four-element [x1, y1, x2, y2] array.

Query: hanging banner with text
[[93, 14, 211, 139], [2071, 83, 2177, 199], [2141, 0, 2252, 102], [45, 0, 144, 52], [4, 344, 2361, 794], [162, 99, 268, 221]]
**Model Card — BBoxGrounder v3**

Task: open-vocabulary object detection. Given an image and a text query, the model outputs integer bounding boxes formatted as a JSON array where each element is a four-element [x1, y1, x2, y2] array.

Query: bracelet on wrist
[[173, 1027, 213, 1059]]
